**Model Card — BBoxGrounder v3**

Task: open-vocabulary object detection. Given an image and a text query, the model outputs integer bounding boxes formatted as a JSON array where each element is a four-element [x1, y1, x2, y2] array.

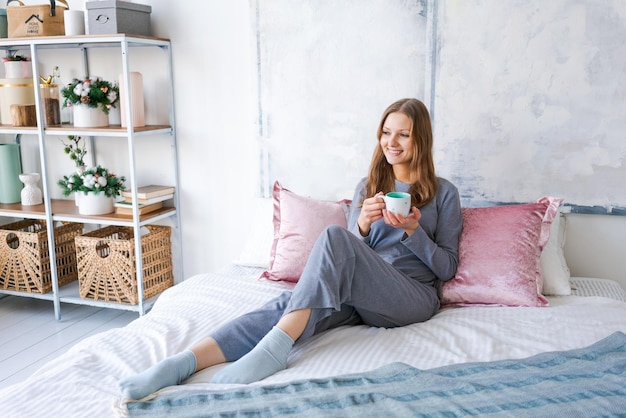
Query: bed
[[1, 185, 626, 417]]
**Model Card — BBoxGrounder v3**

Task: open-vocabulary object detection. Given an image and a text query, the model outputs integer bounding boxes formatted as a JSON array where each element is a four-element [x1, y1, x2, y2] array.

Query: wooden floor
[[0, 294, 137, 390]]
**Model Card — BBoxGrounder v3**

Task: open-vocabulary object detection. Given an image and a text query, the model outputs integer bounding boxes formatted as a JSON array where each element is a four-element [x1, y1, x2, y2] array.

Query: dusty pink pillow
[[261, 181, 350, 283], [441, 197, 562, 307]]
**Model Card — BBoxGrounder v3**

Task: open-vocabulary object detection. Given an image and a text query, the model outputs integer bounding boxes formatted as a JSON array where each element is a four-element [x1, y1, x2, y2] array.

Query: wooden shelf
[[0, 124, 172, 136], [0, 202, 47, 217], [45, 124, 172, 133], [51, 199, 176, 223], [0, 34, 170, 49], [0, 199, 175, 224]]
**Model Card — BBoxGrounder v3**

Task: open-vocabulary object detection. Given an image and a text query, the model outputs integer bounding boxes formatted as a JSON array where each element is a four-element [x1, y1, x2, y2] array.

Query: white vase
[[72, 104, 109, 128], [19, 173, 43, 206], [3, 61, 32, 78], [77, 192, 114, 215]]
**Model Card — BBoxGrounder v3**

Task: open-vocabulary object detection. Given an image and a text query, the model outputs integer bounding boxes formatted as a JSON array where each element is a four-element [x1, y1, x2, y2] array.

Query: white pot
[[3, 61, 32, 78], [108, 106, 121, 125], [72, 104, 109, 128], [74, 166, 86, 206], [77, 192, 114, 215]]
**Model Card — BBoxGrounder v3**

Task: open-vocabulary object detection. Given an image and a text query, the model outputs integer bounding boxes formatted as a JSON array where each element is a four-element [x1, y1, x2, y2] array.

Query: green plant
[[1, 54, 30, 62], [58, 165, 126, 198], [61, 77, 119, 114], [60, 135, 87, 167]]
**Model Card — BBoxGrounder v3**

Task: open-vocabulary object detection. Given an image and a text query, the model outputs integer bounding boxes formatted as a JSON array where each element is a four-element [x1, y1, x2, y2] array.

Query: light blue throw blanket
[[124, 332, 626, 417]]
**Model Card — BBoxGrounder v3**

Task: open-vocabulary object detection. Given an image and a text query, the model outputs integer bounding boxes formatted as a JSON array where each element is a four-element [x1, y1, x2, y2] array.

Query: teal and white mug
[[383, 192, 411, 217]]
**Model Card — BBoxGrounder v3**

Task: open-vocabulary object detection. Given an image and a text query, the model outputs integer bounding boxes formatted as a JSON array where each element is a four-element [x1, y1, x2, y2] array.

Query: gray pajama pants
[[212, 225, 439, 361]]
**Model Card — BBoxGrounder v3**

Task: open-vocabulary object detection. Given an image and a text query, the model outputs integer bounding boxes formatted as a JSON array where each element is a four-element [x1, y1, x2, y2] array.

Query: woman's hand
[[357, 192, 386, 236], [382, 206, 421, 236]]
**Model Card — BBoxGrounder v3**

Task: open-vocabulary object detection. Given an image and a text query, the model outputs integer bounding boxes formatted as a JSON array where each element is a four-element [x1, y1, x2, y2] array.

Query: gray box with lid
[[85, 1, 152, 36]]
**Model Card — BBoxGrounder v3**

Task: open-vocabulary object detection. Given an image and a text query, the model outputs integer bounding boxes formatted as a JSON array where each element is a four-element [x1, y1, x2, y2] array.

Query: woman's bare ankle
[[190, 337, 227, 371]]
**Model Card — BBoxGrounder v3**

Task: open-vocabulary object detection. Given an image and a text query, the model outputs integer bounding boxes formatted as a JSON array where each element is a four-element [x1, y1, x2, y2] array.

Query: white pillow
[[234, 198, 274, 268], [540, 211, 571, 295]]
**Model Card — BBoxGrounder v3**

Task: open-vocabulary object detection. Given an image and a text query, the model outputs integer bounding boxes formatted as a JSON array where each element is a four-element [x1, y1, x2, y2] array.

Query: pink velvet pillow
[[441, 197, 562, 307], [261, 182, 350, 283]]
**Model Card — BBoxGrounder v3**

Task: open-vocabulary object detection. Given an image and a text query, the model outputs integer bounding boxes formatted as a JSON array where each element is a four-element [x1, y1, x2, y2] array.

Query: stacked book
[[115, 185, 175, 217]]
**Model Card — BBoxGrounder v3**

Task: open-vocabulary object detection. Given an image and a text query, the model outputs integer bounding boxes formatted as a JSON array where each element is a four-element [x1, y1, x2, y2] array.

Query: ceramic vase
[[72, 103, 109, 128], [19, 173, 43, 205], [0, 143, 23, 203], [77, 192, 114, 215], [3, 60, 31, 78]]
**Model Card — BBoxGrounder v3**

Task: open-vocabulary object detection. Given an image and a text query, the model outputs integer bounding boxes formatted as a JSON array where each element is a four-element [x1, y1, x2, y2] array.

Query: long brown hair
[[365, 98, 438, 208]]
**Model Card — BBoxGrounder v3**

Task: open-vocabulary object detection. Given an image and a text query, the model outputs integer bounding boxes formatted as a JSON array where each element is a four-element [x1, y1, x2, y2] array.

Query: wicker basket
[[74, 225, 173, 304], [0, 220, 82, 293]]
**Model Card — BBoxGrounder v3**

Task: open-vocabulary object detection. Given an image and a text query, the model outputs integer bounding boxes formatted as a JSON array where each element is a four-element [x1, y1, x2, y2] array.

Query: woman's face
[[380, 112, 413, 167]]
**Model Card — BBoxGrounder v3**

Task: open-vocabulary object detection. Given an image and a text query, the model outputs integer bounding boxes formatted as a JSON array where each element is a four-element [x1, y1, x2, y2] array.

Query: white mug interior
[[383, 192, 411, 217]]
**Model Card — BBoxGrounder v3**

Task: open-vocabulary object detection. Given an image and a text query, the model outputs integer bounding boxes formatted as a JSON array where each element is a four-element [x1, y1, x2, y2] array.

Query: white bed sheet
[[2, 265, 626, 418]]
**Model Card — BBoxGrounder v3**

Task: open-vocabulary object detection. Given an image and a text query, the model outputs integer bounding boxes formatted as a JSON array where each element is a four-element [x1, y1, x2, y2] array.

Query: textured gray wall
[[256, 0, 625, 213], [254, 0, 427, 200], [432, 1, 626, 213]]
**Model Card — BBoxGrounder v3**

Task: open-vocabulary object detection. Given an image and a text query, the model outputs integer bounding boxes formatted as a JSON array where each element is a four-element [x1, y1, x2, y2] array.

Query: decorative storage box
[[75, 225, 173, 304], [0, 220, 82, 293], [85, 1, 151, 36]]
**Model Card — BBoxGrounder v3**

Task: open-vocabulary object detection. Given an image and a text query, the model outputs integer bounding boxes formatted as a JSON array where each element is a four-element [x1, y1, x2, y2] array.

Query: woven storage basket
[[0, 220, 82, 293], [75, 225, 173, 304]]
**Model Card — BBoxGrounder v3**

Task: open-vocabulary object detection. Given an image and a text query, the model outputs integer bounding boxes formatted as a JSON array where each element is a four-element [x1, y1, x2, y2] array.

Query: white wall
[[253, 0, 428, 201], [563, 213, 626, 288], [8, 0, 259, 278], [147, 0, 259, 277]]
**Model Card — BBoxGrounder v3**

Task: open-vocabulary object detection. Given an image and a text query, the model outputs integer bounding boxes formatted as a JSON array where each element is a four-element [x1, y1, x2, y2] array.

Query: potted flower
[[2, 53, 31, 78], [1, 53, 29, 61], [58, 165, 126, 215], [61, 76, 119, 128]]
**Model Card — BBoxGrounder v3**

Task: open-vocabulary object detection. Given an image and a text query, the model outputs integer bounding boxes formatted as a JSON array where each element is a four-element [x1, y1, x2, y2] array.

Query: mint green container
[[0, 144, 23, 204], [0, 9, 7, 39]]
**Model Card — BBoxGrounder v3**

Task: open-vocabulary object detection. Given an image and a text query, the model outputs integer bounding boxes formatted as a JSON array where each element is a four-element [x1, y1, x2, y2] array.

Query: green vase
[[0, 143, 23, 204]]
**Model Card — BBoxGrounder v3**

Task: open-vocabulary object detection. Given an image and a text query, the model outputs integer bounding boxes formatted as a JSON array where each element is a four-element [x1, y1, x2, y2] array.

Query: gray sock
[[211, 326, 294, 384], [119, 349, 197, 399]]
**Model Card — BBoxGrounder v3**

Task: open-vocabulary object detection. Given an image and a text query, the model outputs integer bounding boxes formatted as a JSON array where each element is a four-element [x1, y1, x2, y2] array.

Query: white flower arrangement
[[58, 165, 126, 198], [61, 77, 119, 115]]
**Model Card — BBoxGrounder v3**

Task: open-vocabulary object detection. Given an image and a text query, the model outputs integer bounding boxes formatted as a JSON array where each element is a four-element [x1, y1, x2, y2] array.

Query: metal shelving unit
[[0, 35, 182, 319]]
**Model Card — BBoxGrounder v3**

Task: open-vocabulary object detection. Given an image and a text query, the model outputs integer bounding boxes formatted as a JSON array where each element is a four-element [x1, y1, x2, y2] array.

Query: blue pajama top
[[347, 177, 463, 287]]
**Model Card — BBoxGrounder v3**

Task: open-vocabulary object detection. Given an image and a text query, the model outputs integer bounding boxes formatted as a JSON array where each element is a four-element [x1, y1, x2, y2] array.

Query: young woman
[[119, 97, 463, 399]]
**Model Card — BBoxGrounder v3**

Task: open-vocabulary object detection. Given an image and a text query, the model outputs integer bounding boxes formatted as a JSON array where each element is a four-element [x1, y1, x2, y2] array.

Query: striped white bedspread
[[1, 265, 626, 418]]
